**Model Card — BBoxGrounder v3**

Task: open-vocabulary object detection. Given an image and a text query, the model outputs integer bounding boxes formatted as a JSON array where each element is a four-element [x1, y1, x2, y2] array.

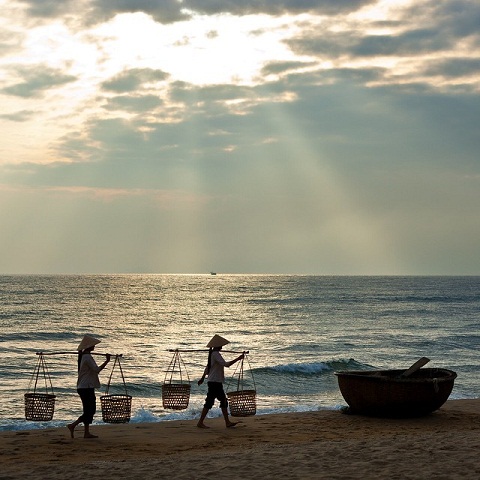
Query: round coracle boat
[[335, 368, 457, 417]]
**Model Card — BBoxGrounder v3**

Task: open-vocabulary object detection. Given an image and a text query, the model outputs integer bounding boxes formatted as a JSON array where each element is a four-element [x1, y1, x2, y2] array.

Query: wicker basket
[[162, 383, 191, 410], [162, 350, 191, 410], [24, 353, 56, 421], [100, 394, 132, 423], [24, 393, 56, 421], [226, 354, 257, 417], [227, 389, 256, 417], [100, 356, 132, 423]]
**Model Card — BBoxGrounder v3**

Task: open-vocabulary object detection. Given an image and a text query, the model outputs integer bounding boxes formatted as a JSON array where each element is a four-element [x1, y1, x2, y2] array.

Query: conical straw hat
[[206, 334, 230, 348], [77, 335, 101, 351]]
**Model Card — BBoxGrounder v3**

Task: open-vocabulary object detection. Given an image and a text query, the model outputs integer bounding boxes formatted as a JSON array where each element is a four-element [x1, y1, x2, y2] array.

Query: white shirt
[[77, 353, 102, 389], [206, 350, 235, 383]]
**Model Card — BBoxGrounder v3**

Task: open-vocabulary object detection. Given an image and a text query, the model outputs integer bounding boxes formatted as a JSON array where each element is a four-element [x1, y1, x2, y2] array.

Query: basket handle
[[236, 357, 244, 391], [228, 352, 256, 393], [27, 354, 54, 395], [104, 355, 128, 395], [164, 349, 190, 384]]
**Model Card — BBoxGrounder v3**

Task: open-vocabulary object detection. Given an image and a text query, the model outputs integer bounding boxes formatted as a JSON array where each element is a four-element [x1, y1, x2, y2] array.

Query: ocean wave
[[1, 331, 78, 342], [0, 403, 342, 432], [254, 358, 370, 376], [281, 344, 324, 352]]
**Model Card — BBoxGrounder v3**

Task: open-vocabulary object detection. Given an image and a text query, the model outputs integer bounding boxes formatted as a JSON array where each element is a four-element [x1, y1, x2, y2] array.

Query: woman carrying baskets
[[67, 335, 111, 439], [197, 334, 244, 429]]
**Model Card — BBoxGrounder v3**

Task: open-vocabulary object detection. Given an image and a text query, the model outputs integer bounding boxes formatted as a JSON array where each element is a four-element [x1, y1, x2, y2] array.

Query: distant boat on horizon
[[210, 272, 217, 275]]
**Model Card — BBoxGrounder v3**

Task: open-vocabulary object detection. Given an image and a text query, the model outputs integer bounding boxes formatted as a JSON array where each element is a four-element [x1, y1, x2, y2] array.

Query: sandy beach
[[2, 399, 479, 479]]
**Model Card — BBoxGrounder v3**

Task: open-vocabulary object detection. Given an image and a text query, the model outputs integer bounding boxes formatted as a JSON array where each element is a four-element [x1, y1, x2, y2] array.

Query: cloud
[[87, 0, 378, 25], [89, 0, 191, 24], [0, 110, 38, 122], [0, 28, 25, 56], [2, 65, 77, 98], [16, 0, 79, 18], [104, 95, 164, 113], [101, 68, 170, 93], [261, 60, 317, 76], [14, 0, 189, 25], [283, 2, 480, 92], [405, 0, 480, 38], [352, 29, 451, 57], [18, 0, 378, 25], [423, 58, 480, 78], [287, 21, 457, 60], [25, 70, 476, 194], [183, 0, 376, 16], [1, 0, 479, 274]]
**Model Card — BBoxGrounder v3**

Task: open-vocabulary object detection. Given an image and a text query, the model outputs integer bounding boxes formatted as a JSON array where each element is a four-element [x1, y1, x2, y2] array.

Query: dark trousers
[[77, 388, 96, 425], [204, 381, 228, 410]]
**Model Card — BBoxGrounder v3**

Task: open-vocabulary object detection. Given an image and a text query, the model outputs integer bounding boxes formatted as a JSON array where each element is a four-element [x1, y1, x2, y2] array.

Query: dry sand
[[1, 399, 479, 479]]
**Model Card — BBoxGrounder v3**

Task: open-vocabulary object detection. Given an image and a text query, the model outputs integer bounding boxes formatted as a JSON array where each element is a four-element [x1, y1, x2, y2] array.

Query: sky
[[0, 0, 479, 275]]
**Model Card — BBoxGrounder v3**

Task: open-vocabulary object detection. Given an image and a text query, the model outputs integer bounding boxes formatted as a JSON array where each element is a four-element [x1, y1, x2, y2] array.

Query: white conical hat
[[77, 335, 101, 351], [206, 334, 230, 348]]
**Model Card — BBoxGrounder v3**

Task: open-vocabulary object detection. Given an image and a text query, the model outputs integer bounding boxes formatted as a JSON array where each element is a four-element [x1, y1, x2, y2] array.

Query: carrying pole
[[36, 351, 122, 358], [167, 349, 249, 354]]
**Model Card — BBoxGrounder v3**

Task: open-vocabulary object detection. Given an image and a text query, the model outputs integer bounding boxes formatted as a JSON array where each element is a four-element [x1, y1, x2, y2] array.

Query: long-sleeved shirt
[[77, 353, 102, 389], [205, 350, 235, 383]]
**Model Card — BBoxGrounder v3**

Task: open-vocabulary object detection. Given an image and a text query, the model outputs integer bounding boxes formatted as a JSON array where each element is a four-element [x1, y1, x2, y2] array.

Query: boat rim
[[334, 368, 457, 380]]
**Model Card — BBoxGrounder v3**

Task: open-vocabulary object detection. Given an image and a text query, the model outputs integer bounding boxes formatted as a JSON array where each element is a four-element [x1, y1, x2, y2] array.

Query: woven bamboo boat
[[335, 368, 457, 417]]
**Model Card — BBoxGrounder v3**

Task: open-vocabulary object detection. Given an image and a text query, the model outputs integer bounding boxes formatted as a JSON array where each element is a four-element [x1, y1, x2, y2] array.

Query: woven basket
[[162, 383, 191, 410], [24, 393, 56, 421], [227, 389, 256, 417], [100, 394, 132, 423]]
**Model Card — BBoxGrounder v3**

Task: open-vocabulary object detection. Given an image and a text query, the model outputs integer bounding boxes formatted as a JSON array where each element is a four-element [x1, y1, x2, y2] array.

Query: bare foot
[[66, 424, 75, 438], [197, 423, 209, 429], [84, 433, 98, 439], [226, 422, 239, 428]]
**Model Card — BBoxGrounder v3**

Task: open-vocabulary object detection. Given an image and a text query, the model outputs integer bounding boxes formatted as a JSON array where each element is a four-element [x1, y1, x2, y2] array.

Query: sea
[[1, 275, 479, 431]]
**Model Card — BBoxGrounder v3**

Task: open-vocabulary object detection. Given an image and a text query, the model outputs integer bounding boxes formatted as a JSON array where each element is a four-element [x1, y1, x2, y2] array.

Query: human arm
[[229, 353, 245, 367], [98, 353, 111, 372], [216, 351, 244, 368], [198, 366, 208, 385], [83, 353, 111, 373]]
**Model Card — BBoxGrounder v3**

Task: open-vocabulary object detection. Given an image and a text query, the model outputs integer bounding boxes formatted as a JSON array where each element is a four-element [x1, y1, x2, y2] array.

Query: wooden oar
[[399, 357, 430, 377]]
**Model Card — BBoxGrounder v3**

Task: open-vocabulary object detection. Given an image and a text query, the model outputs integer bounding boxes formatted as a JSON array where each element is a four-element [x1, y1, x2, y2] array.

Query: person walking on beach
[[67, 335, 111, 439], [197, 334, 244, 429]]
